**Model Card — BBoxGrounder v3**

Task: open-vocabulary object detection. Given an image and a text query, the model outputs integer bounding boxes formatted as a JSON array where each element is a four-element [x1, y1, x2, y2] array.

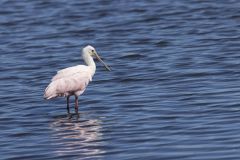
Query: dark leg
[[75, 95, 79, 117], [67, 96, 70, 114]]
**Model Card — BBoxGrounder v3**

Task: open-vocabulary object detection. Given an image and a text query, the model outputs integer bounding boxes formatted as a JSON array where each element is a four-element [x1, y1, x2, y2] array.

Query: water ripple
[[1, 0, 240, 160]]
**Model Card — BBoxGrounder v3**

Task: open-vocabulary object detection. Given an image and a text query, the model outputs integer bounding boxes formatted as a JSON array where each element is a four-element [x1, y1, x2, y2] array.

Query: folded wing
[[44, 65, 92, 99]]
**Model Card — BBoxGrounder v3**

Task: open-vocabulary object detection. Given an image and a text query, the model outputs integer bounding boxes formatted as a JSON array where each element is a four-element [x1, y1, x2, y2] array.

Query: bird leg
[[67, 96, 70, 114], [74, 95, 79, 117]]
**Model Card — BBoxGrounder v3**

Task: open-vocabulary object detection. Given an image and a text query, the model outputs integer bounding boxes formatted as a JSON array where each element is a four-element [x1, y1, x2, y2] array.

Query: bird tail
[[44, 82, 58, 100]]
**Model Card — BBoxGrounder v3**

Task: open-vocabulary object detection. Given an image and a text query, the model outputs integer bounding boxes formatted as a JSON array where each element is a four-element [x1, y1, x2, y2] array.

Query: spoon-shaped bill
[[95, 52, 111, 71]]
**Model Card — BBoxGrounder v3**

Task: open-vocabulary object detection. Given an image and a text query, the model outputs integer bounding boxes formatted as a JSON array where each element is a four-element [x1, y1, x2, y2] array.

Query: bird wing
[[55, 72, 91, 94], [44, 68, 92, 99], [52, 65, 92, 81]]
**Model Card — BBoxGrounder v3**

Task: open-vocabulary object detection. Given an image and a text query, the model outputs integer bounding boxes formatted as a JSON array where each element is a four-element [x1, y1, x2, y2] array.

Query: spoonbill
[[44, 45, 111, 116]]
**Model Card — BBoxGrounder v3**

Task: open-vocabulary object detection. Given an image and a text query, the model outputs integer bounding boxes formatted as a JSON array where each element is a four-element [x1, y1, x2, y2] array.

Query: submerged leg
[[75, 95, 79, 117], [67, 96, 70, 114]]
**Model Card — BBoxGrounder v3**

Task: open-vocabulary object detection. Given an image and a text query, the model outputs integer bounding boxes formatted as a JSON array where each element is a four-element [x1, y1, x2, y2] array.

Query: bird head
[[84, 45, 111, 71]]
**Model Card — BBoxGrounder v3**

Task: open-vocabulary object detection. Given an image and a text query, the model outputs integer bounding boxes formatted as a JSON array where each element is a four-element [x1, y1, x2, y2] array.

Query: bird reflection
[[50, 115, 105, 158]]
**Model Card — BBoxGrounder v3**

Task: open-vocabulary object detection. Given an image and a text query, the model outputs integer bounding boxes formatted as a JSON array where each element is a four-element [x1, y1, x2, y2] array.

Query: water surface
[[1, 0, 240, 159]]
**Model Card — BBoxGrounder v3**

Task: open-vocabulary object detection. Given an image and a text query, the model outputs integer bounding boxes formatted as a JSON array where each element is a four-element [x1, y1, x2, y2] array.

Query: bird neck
[[82, 52, 96, 76]]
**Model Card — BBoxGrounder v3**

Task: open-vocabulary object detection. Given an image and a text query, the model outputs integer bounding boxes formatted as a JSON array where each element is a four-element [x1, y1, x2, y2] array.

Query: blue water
[[1, 0, 240, 159]]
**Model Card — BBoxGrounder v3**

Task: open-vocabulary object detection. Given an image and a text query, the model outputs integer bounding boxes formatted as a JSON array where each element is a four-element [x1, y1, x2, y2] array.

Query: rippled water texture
[[1, 0, 240, 159]]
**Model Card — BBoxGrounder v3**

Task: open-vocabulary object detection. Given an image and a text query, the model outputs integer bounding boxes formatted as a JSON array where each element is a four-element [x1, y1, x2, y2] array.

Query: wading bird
[[44, 45, 111, 116]]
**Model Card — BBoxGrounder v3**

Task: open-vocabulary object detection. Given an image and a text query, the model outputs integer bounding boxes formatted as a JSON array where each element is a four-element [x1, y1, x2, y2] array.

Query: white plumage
[[44, 65, 91, 99], [44, 45, 111, 116]]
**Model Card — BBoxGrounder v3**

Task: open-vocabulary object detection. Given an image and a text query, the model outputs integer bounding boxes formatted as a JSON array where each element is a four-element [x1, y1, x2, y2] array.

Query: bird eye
[[91, 49, 94, 53]]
